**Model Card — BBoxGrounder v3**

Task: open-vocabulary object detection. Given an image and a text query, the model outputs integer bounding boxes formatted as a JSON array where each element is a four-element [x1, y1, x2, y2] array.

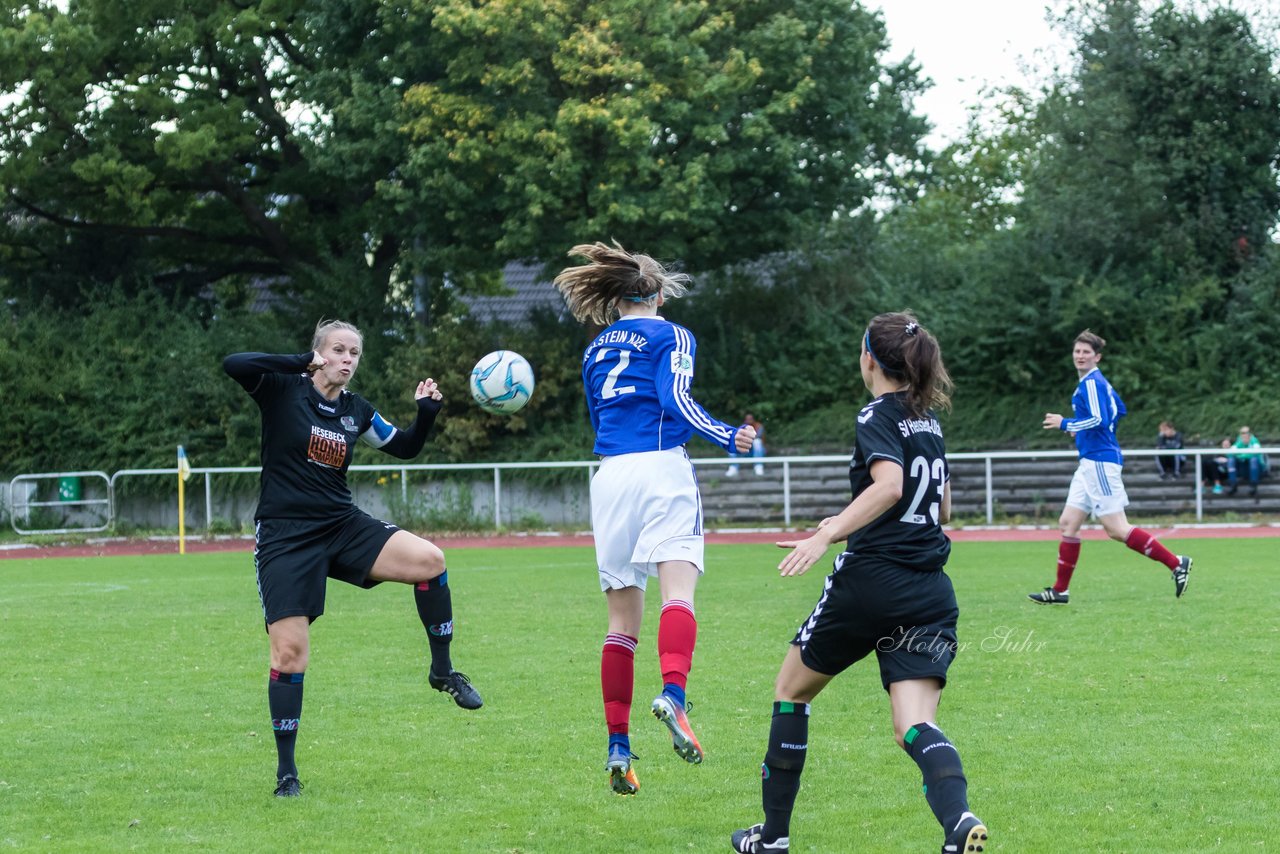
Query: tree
[[874, 0, 1280, 427], [351, 0, 929, 275], [2, 0, 927, 319], [1015, 2, 1280, 395], [1, 0, 414, 324]]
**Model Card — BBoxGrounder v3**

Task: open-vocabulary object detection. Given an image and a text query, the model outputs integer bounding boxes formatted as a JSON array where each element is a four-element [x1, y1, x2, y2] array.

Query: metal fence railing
[[7, 471, 112, 535], [9, 446, 1276, 536]]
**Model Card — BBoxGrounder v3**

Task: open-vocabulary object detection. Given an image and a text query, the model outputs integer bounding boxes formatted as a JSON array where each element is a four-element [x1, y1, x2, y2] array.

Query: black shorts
[[791, 552, 960, 690], [254, 509, 400, 625]]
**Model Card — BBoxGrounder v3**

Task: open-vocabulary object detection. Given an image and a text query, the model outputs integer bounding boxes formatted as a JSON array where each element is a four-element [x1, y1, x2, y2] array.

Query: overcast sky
[[867, 1, 1069, 147], [867, 0, 1280, 149]]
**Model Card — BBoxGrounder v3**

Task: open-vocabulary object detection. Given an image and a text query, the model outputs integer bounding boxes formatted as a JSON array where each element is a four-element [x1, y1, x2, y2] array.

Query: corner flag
[[177, 445, 191, 554]]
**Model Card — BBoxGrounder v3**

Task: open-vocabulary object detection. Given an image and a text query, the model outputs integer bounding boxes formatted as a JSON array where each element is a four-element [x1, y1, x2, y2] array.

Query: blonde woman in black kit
[[224, 319, 482, 798]]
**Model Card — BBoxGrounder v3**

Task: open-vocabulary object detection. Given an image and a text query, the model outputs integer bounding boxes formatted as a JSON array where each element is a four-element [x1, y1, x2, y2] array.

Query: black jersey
[[224, 352, 441, 520], [846, 391, 951, 570]]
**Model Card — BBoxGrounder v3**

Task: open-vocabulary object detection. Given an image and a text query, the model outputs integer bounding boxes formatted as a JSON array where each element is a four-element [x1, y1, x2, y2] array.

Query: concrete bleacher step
[[699, 459, 1280, 523]]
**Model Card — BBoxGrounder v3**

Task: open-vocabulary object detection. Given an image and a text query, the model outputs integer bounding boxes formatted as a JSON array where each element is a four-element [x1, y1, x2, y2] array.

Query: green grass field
[[1, 538, 1274, 853]]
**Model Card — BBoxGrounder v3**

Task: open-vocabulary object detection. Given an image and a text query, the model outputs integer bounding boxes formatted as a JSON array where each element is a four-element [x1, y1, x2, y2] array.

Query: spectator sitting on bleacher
[[1155, 420, 1185, 479], [1204, 438, 1232, 495], [1227, 425, 1268, 498]]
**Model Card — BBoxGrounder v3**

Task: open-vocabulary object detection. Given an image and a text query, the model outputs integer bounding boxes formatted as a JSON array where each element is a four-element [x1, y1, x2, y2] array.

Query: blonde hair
[[312, 319, 362, 352], [553, 241, 690, 325]]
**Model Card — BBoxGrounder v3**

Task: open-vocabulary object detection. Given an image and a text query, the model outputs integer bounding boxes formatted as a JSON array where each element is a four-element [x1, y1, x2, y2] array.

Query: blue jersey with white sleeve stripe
[[1060, 368, 1126, 464], [582, 315, 735, 456]]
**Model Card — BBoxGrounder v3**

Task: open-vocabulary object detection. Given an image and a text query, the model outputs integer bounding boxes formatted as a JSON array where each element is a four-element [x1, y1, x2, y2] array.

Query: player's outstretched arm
[[222, 352, 314, 393], [652, 331, 736, 450], [369, 378, 444, 459], [775, 525, 839, 578], [775, 460, 903, 577]]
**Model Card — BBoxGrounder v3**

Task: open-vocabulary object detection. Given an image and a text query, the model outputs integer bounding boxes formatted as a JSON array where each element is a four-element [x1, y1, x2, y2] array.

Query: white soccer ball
[[469, 350, 535, 414]]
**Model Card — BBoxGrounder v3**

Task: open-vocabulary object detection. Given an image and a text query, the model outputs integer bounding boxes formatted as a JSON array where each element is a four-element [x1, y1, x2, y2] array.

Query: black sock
[[761, 701, 809, 843], [902, 722, 969, 833], [415, 572, 453, 676], [268, 670, 304, 780]]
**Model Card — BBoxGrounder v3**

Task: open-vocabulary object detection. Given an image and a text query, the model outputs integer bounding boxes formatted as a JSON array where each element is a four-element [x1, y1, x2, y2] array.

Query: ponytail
[[554, 241, 690, 325], [864, 311, 952, 417]]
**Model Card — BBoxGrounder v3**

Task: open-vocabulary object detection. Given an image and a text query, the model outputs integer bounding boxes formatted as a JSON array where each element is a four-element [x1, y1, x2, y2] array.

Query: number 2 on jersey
[[900, 456, 946, 525], [595, 348, 636, 399]]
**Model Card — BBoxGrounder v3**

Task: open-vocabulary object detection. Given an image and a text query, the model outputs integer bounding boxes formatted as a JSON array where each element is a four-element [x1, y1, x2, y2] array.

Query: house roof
[[235, 261, 572, 324], [459, 261, 569, 325], [250, 278, 288, 313]]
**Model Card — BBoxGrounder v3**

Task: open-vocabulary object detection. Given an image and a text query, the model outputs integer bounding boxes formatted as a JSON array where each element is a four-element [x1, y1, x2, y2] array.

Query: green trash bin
[[58, 476, 82, 502]]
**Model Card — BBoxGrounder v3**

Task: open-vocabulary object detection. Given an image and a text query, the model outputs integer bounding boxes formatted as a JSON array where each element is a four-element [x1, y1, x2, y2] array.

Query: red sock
[[1055, 537, 1081, 592], [601, 633, 636, 735], [658, 599, 697, 691], [1125, 527, 1180, 570]]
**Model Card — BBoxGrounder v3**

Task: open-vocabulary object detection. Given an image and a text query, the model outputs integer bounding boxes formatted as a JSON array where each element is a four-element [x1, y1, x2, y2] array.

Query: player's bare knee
[[394, 540, 445, 583], [419, 543, 446, 579], [271, 643, 308, 673], [773, 681, 810, 703]]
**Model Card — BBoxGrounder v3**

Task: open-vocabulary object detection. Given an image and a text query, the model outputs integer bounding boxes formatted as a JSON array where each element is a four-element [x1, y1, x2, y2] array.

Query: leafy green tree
[[873, 0, 1280, 445], [359, 0, 927, 274], [1014, 2, 1280, 388], [0, 0, 414, 325], [1047, 2, 1279, 275], [2, 0, 926, 321], [0, 291, 285, 474]]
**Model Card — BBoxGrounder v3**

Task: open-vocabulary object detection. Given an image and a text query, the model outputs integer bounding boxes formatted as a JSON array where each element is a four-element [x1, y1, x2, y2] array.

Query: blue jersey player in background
[[1028, 329, 1192, 604], [554, 241, 755, 797]]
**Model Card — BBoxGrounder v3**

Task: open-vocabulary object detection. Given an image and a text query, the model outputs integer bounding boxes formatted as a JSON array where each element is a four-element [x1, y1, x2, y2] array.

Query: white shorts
[[1065, 459, 1129, 518], [590, 448, 705, 591]]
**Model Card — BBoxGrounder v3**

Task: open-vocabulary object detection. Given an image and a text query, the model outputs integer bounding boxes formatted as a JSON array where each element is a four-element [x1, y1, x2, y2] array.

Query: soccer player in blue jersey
[[730, 312, 986, 854], [554, 241, 756, 796], [224, 319, 483, 798], [1028, 329, 1192, 604]]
